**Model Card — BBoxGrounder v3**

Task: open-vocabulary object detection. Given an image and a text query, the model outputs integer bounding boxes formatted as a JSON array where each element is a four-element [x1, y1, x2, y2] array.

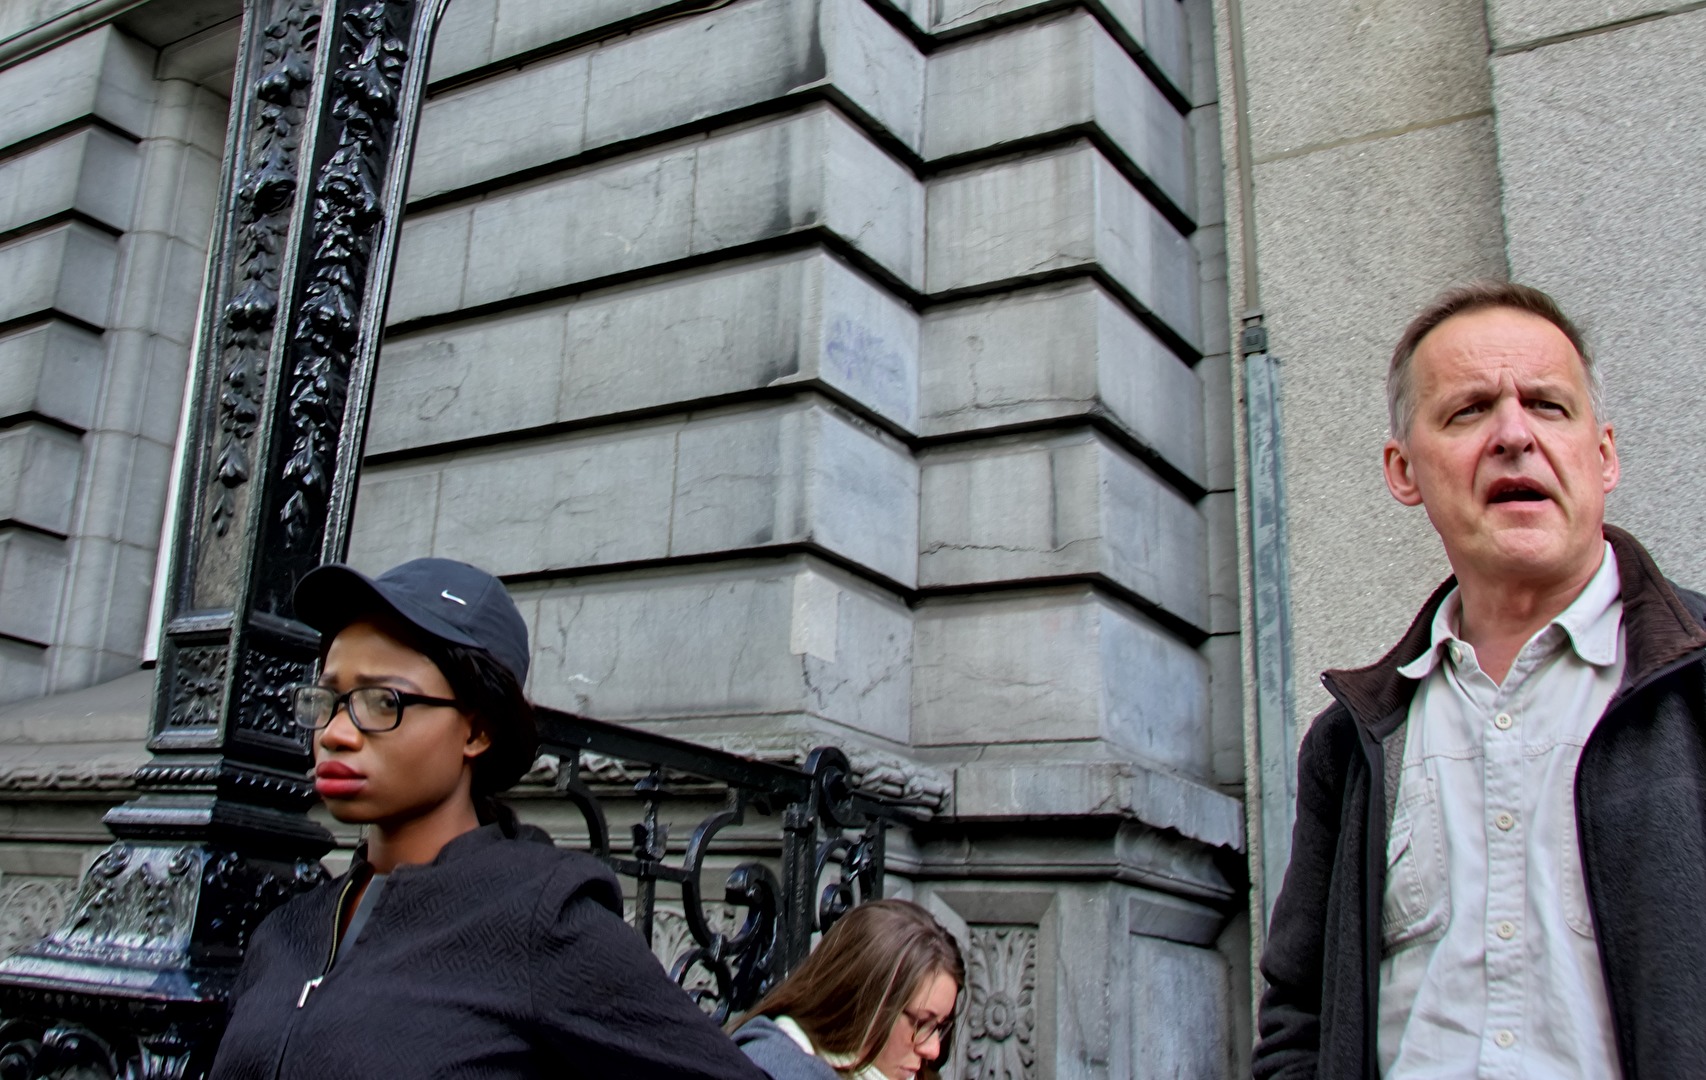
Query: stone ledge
[[952, 758, 1244, 850]]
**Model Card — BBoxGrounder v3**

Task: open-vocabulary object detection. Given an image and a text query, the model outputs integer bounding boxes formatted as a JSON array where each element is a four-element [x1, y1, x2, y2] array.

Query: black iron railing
[[0, 707, 920, 1076], [535, 707, 921, 1021]]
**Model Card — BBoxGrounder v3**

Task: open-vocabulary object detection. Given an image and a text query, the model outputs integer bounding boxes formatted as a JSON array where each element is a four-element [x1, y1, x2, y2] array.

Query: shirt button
[[1494, 712, 1514, 730], [1449, 644, 1463, 664], [1496, 812, 1515, 831], [1495, 1030, 1516, 1049], [1496, 920, 1517, 940]]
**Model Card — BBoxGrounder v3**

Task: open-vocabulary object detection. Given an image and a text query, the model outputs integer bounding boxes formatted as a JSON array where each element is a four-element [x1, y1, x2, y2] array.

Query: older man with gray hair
[[1252, 282, 1706, 1079]]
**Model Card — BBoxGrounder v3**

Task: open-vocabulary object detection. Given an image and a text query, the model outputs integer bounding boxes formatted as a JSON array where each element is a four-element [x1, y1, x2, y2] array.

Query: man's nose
[[1488, 397, 1536, 456]]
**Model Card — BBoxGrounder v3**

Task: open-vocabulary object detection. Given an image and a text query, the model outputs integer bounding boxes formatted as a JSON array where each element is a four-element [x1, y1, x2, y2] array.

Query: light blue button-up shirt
[[1378, 542, 1624, 1078]]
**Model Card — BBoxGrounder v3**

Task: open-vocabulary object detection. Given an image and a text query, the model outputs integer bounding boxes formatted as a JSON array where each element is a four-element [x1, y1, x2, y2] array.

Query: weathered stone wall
[[1489, 3, 1706, 590], [2, 0, 1243, 1074], [351, 0, 1245, 1073], [0, 25, 230, 703]]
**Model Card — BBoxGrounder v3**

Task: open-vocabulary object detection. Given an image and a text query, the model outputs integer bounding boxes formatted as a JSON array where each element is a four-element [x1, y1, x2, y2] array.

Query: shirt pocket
[[1559, 783, 1596, 938], [1382, 774, 1450, 953]]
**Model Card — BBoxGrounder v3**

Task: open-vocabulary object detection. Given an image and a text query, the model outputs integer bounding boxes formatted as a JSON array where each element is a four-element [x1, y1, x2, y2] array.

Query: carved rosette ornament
[[964, 926, 1038, 1080]]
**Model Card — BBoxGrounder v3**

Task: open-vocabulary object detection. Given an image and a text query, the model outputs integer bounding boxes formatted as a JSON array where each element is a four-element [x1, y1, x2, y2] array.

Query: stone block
[[520, 557, 912, 744], [924, 12, 1191, 216], [920, 430, 1207, 628], [913, 587, 1209, 776], [1126, 887, 1225, 947], [1202, 489, 1236, 634], [584, 0, 920, 154], [0, 28, 153, 150], [392, 106, 923, 325], [49, 533, 155, 667], [1198, 351, 1234, 494], [0, 424, 84, 536], [1190, 105, 1224, 227], [900, 0, 1189, 97], [427, 0, 499, 78], [0, 223, 120, 329], [1255, 116, 1499, 718], [0, 128, 139, 235], [412, 51, 590, 202], [1242, 0, 1492, 158], [1487, 0, 1671, 48], [415, 0, 920, 200], [0, 640, 49, 707], [372, 250, 917, 455], [1493, 10, 1706, 593], [920, 280, 1204, 484], [106, 232, 207, 346], [952, 759, 1243, 847], [1202, 631, 1243, 788], [0, 322, 104, 431], [353, 398, 919, 586], [1129, 935, 1232, 1077], [926, 143, 1199, 351], [1192, 223, 1229, 357], [428, 0, 678, 82], [0, 530, 68, 646]]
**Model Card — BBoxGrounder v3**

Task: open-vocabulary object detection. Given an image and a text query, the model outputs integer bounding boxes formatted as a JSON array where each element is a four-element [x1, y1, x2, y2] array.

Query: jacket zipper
[[271, 874, 359, 1080]]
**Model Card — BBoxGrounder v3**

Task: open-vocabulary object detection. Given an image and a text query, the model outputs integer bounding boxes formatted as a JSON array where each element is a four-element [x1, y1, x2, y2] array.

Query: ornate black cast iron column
[[0, 1, 448, 1075]]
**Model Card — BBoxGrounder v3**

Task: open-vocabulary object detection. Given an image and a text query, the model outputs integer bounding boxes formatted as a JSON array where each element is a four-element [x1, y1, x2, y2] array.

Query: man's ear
[[1600, 424, 1620, 494], [1384, 439, 1424, 507]]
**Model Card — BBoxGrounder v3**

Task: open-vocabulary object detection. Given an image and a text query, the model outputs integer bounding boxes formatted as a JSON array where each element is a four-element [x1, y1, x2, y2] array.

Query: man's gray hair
[[1387, 281, 1606, 440]]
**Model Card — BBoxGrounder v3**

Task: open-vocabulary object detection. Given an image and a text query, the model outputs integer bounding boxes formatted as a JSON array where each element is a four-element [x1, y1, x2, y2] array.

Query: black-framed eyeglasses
[[286, 684, 461, 733], [903, 1009, 953, 1049]]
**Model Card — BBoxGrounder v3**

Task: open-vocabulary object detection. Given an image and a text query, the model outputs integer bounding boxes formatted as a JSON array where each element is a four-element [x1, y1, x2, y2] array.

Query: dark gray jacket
[[732, 1017, 840, 1080], [1253, 526, 1706, 1080], [209, 817, 767, 1080]]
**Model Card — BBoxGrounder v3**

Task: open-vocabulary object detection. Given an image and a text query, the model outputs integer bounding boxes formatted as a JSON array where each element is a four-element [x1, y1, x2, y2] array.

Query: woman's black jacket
[[208, 818, 767, 1080]]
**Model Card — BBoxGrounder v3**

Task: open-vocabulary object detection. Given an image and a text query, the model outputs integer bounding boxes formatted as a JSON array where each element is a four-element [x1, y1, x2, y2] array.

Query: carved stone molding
[[965, 925, 1038, 1080], [522, 734, 951, 814], [0, 877, 75, 960], [0, 760, 141, 794]]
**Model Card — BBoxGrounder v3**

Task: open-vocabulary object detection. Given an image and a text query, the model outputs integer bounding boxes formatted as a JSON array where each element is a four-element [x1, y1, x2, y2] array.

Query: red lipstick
[[314, 760, 366, 798]]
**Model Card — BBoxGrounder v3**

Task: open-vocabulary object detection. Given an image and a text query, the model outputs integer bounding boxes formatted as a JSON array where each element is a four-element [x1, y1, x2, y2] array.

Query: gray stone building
[[1, 0, 1701, 1075]]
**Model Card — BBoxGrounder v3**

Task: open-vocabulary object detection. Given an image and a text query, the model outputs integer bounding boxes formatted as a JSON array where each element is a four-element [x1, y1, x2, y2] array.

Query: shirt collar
[[1396, 541, 1622, 680]]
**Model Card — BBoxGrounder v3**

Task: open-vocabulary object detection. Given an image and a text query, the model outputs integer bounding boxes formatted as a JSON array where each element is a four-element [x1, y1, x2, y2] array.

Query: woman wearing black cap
[[208, 558, 767, 1080]]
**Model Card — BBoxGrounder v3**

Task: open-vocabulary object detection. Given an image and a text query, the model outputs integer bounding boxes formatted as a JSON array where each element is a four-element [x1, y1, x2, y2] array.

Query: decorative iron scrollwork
[[44, 845, 201, 962], [167, 647, 228, 729], [277, 1, 410, 555], [211, 0, 323, 540], [535, 709, 918, 1021]]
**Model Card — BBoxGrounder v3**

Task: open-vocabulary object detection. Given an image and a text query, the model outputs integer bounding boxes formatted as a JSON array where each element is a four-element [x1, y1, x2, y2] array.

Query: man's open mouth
[[1488, 481, 1549, 503]]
